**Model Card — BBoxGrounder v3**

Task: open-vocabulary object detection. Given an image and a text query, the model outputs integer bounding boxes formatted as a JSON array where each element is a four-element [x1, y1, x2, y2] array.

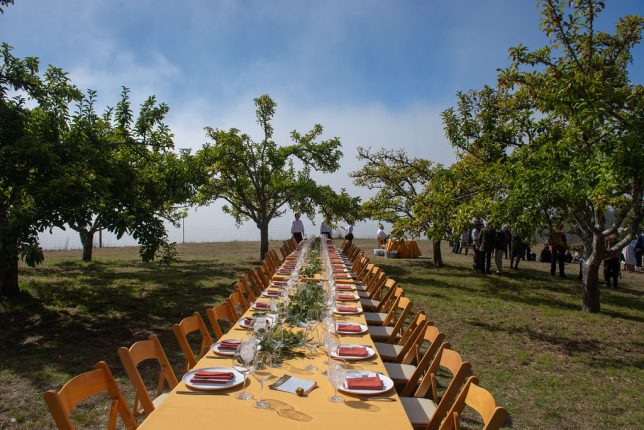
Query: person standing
[[494, 226, 506, 274], [343, 221, 354, 245], [291, 213, 305, 243], [634, 232, 643, 270], [471, 221, 482, 270], [376, 224, 387, 247], [549, 224, 567, 277], [460, 229, 470, 255], [503, 225, 512, 259], [510, 234, 524, 269], [622, 237, 637, 271], [478, 222, 496, 274], [320, 219, 332, 238], [603, 235, 620, 288]]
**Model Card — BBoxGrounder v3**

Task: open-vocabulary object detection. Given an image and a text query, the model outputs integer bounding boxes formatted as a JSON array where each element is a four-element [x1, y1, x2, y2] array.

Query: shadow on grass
[[0, 258, 252, 390]]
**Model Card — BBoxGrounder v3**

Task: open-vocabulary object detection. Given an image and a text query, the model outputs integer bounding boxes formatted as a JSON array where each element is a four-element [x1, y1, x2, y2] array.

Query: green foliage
[[196, 94, 351, 259], [440, 0, 643, 311], [253, 324, 308, 360], [0, 43, 83, 294], [64, 87, 199, 262], [284, 282, 326, 325], [351, 146, 438, 239]]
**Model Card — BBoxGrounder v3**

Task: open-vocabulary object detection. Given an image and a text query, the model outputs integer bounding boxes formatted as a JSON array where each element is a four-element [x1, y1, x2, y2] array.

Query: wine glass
[[254, 316, 267, 333], [305, 309, 318, 371], [327, 362, 346, 403], [252, 352, 273, 409], [233, 340, 256, 400]]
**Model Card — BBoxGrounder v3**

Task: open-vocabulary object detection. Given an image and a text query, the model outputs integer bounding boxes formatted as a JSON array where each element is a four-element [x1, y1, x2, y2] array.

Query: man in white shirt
[[376, 224, 387, 247], [291, 213, 304, 243], [344, 221, 354, 245]]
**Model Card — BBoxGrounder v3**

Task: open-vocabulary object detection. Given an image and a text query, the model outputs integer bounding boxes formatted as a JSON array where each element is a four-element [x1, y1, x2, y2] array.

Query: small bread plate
[[333, 322, 368, 335], [330, 344, 375, 361], [333, 306, 363, 315], [339, 371, 394, 395], [182, 367, 245, 391], [210, 339, 241, 356]]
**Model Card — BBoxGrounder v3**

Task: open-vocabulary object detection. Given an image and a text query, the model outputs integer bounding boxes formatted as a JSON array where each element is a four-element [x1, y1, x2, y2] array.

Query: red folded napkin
[[254, 302, 269, 309], [242, 317, 255, 326], [336, 285, 353, 290], [217, 340, 241, 351], [272, 281, 288, 286], [338, 346, 368, 357], [337, 323, 362, 333], [265, 289, 281, 296], [337, 306, 358, 313], [337, 294, 356, 300], [346, 376, 383, 390], [191, 371, 235, 384], [335, 273, 351, 278]]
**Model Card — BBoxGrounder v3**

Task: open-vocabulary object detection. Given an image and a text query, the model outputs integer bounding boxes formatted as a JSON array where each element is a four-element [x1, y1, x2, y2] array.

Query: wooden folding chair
[[438, 376, 507, 430], [44, 361, 138, 430], [385, 327, 448, 390], [246, 271, 265, 296], [364, 285, 405, 325], [227, 290, 249, 318], [399, 344, 472, 430], [359, 271, 389, 305], [237, 277, 257, 303], [374, 312, 427, 362], [117, 334, 178, 418], [368, 294, 412, 342], [206, 303, 237, 340], [280, 244, 290, 260], [172, 312, 213, 372]]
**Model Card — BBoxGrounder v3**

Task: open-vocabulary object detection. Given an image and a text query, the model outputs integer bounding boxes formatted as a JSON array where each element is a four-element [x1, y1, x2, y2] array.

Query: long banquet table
[[138, 241, 413, 430]]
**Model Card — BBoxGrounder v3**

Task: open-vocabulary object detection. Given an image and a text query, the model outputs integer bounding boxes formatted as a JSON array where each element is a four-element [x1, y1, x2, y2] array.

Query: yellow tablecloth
[[138, 258, 413, 429]]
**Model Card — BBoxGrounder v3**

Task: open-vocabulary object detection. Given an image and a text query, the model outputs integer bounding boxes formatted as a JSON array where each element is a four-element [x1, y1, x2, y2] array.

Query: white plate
[[335, 285, 357, 292], [330, 344, 375, 361], [238, 316, 275, 329], [210, 340, 241, 356], [339, 371, 394, 395], [251, 302, 272, 311], [335, 294, 359, 301], [333, 306, 363, 315], [182, 367, 244, 391], [333, 322, 368, 335], [261, 289, 284, 298]]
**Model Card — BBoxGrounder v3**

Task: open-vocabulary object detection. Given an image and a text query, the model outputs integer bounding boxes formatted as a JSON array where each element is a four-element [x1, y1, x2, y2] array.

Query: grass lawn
[[0, 239, 642, 429]]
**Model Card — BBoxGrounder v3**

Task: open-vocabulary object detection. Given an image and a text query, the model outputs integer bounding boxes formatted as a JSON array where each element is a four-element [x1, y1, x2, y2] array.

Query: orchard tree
[[0, 44, 82, 296], [350, 147, 447, 266], [443, 0, 643, 312], [196, 95, 343, 260], [65, 88, 199, 262]]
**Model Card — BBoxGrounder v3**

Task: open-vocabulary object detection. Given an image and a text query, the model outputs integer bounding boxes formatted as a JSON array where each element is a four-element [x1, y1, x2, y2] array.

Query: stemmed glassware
[[251, 352, 274, 409], [233, 340, 256, 400], [305, 309, 318, 371], [327, 362, 346, 403]]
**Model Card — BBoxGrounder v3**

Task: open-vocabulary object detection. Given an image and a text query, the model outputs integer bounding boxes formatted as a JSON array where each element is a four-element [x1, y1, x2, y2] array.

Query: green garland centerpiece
[[254, 324, 308, 360], [284, 281, 325, 325]]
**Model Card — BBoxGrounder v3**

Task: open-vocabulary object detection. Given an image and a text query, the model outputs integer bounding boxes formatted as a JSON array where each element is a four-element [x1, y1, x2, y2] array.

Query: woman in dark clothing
[[510, 235, 524, 269]]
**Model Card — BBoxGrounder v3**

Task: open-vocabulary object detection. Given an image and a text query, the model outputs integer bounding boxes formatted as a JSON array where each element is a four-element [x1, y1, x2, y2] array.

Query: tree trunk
[[0, 253, 20, 297], [259, 223, 269, 262], [79, 229, 94, 262], [580, 232, 604, 313], [433, 239, 443, 268]]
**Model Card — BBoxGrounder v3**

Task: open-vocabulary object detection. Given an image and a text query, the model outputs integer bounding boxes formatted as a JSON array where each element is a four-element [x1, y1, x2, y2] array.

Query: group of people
[[454, 221, 527, 275], [289, 213, 356, 244]]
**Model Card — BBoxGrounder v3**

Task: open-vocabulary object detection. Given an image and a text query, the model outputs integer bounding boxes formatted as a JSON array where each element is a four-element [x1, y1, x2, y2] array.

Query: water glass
[[252, 352, 273, 408], [327, 362, 346, 403]]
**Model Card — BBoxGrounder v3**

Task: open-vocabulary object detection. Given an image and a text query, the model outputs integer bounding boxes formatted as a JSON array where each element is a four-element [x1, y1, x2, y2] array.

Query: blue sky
[[2, 0, 643, 245]]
